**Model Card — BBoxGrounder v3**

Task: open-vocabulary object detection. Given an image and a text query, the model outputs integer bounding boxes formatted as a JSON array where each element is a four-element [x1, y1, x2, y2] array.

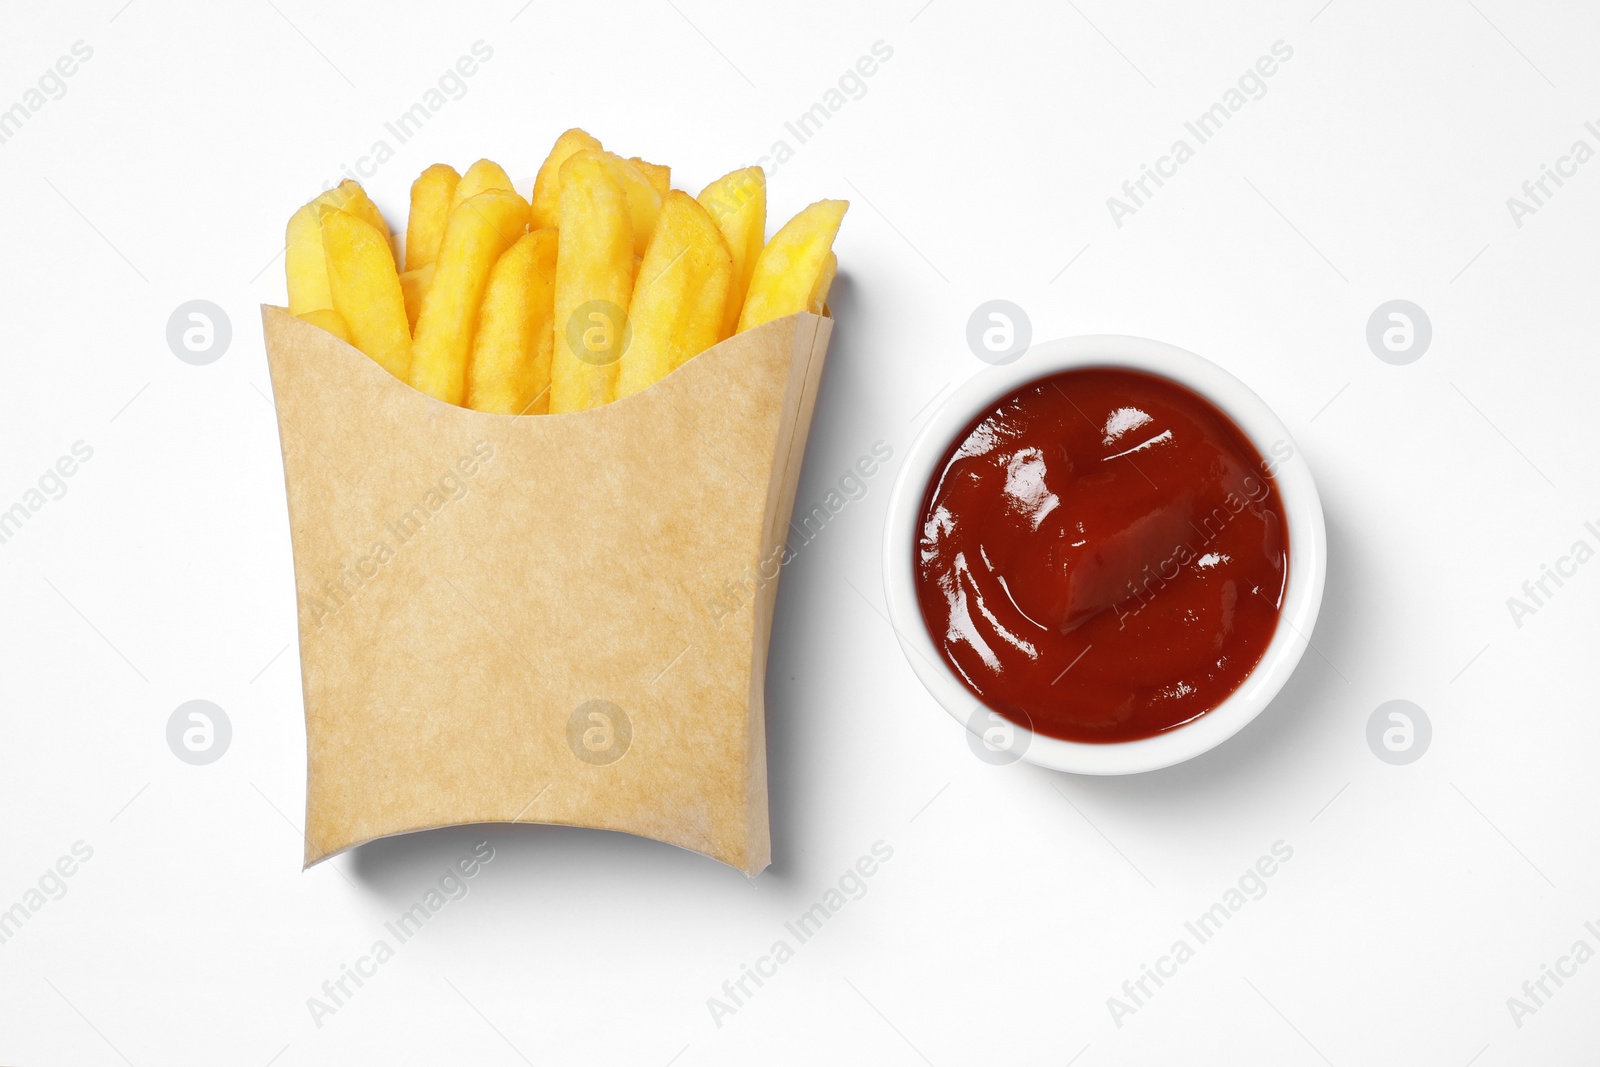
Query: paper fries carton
[[261, 306, 833, 875]]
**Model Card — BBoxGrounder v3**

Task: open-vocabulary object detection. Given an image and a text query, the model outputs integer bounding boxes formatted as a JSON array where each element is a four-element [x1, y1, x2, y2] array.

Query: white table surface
[[2, 1, 1597, 1063]]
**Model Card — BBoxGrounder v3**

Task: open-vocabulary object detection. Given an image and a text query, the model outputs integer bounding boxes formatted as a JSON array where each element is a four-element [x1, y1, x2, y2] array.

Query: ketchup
[[914, 368, 1289, 744]]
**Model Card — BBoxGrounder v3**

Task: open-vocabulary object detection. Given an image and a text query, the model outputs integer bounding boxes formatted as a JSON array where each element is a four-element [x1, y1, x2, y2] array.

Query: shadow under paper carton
[[261, 305, 834, 876]]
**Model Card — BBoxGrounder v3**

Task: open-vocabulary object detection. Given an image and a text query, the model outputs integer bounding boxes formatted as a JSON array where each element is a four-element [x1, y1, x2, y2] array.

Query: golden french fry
[[808, 252, 837, 315], [630, 157, 671, 195], [737, 199, 848, 333], [465, 230, 558, 415], [285, 180, 392, 314], [530, 128, 603, 230], [453, 158, 519, 209], [321, 208, 413, 380], [404, 163, 460, 271], [696, 166, 766, 339], [337, 182, 398, 263], [598, 152, 662, 256], [296, 307, 351, 342], [285, 205, 332, 314], [410, 190, 530, 405], [550, 152, 634, 413], [332, 183, 396, 261], [616, 193, 732, 400], [399, 264, 434, 331]]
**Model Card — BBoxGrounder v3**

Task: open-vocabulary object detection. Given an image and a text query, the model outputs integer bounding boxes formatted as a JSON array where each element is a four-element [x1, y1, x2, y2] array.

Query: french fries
[[697, 167, 766, 339], [409, 189, 530, 405], [453, 158, 519, 208], [284, 129, 847, 415], [631, 157, 671, 195], [589, 151, 662, 256], [404, 164, 460, 272], [321, 208, 412, 380], [285, 180, 392, 314], [399, 264, 433, 331], [550, 151, 636, 413], [465, 229, 557, 415], [296, 308, 351, 342], [285, 207, 335, 314], [531, 128, 603, 231], [531, 133, 658, 251], [616, 193, 732, 400], [737, 200, 848, 333]]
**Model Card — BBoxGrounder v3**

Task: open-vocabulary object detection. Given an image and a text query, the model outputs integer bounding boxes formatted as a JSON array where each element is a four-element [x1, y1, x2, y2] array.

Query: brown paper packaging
[[261, 306, 834, 875]]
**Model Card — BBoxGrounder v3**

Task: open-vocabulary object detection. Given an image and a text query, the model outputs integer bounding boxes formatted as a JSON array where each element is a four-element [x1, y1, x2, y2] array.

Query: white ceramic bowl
[[882, 335, 1327, 775]]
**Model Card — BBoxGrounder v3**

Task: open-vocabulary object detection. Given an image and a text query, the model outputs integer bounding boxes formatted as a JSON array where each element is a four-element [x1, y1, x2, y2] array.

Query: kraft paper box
[[261, 306, 834, 875]]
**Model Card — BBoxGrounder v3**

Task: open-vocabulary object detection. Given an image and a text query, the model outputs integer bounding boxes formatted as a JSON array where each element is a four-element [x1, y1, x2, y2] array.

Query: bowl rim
[[880, 334, 1328, 775]]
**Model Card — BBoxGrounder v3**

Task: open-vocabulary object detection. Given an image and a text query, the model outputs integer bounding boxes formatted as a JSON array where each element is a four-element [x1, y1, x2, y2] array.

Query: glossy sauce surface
[[915, 368, 1289, 743]]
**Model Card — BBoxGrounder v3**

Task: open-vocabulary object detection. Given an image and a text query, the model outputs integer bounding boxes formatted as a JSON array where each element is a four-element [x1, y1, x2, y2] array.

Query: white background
[[2, 1, 1597, 1063]]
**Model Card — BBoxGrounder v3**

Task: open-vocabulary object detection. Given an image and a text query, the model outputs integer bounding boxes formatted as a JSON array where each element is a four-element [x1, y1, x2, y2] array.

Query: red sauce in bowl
[[914, 367, 1289, 743]]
